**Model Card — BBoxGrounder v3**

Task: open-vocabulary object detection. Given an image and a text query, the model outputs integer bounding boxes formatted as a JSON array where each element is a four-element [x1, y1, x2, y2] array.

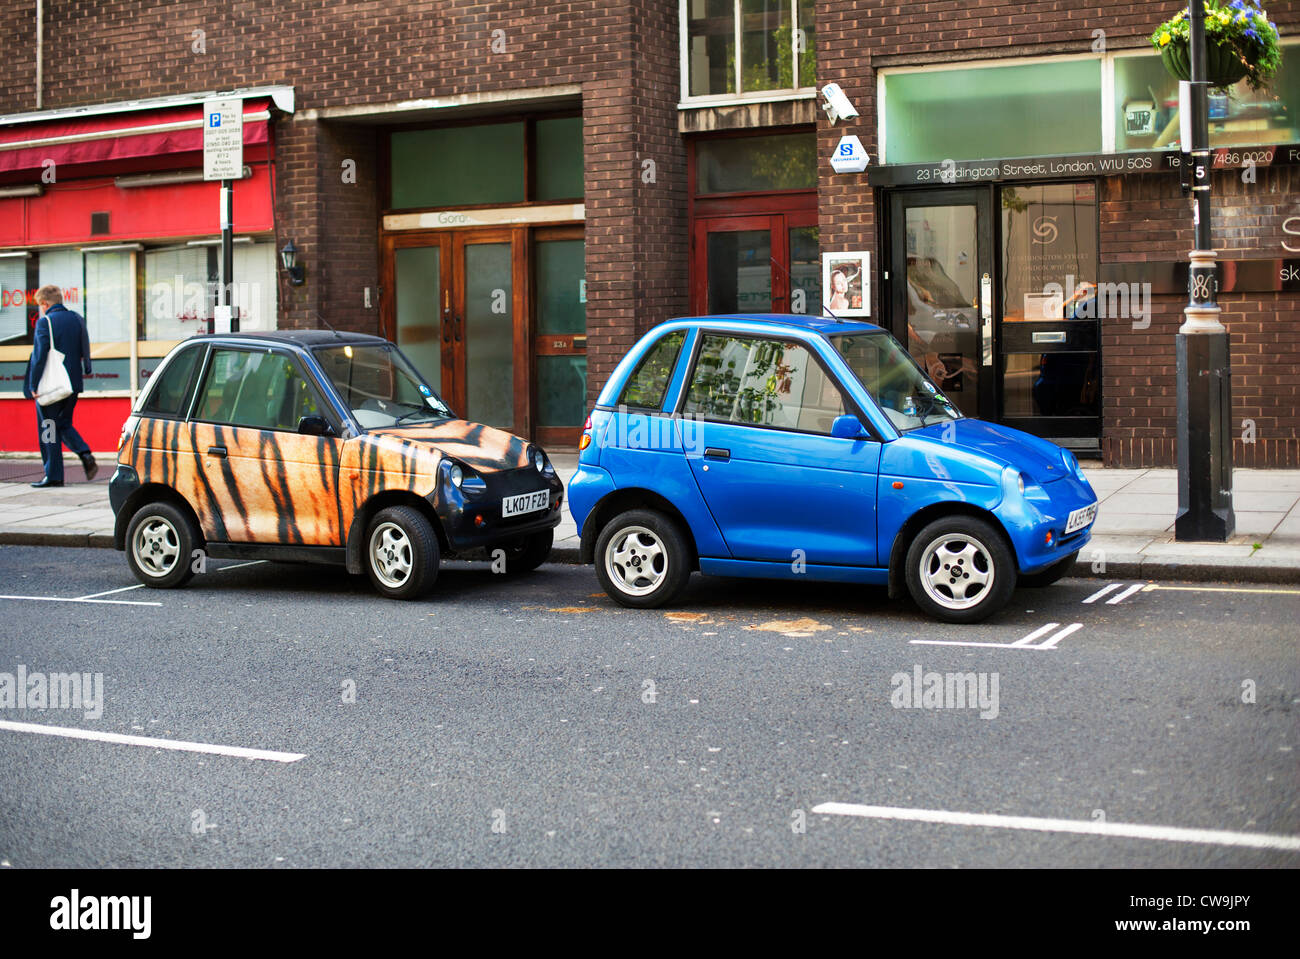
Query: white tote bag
[[35, 313, 74, 406]]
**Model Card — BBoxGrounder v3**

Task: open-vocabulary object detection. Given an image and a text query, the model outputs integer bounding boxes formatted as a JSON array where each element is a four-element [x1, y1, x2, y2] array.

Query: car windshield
[[829, 332, 961, 431], [313, 342, 453, 430]]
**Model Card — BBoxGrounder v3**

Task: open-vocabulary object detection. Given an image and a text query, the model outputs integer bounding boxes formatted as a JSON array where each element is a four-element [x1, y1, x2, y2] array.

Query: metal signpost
[[203, 98, 242, 334], [1175, 1, 1235, 541]]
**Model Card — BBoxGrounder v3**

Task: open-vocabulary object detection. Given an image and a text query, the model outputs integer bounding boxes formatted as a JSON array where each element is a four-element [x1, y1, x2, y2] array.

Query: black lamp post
[[1175, 0, 1235, 541]]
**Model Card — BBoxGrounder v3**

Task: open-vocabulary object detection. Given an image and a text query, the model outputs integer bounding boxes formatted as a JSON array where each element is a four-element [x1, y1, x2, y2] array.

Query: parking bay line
[[0, 593, 161, 607], [0, 719, 306, 764], [1082, 583, 1121, 604], [1106, 583, 1145, 605], [810, 802, 1300, 852], [910, 622, 1083, 651]]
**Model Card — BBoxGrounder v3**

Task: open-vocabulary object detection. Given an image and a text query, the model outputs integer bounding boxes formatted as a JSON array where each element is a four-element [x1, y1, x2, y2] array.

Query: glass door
[[693, 212, 819, 316], [888, 189, 994, 419], [533, 227, 587, 447], [387, 229, 525, 434]]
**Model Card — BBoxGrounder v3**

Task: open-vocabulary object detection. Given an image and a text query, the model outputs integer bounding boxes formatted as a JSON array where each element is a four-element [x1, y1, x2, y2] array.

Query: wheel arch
[[114, 484, 205, 552], [346, 490, 448, 574], [579, 487, 700, 570], [886, 501, 1015, 599]]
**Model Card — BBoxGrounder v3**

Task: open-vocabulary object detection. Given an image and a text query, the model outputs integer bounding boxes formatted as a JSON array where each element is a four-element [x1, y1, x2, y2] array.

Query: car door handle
[[206, 445, 227, 459], [704, 447, 730, 461]]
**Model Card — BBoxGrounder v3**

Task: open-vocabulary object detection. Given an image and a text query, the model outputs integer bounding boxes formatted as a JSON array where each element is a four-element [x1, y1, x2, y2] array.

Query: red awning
[[0, 99, 271, 175]]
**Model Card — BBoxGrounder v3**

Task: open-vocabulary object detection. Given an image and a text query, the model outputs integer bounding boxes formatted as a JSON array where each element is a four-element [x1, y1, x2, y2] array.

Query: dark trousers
[[36, 394, 91, 483]]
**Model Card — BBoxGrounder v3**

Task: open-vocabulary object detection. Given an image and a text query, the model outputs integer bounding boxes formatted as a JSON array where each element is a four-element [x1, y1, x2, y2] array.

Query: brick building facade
[[0, 0, 1296, 465]]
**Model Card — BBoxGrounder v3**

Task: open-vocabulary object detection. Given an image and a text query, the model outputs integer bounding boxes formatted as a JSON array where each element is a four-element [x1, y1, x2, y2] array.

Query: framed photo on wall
[[822, 252, 870, 317]]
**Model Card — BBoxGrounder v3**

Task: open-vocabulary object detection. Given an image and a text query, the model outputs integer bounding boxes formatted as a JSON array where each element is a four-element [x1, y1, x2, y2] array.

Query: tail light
[[579, 412, 592, 450]]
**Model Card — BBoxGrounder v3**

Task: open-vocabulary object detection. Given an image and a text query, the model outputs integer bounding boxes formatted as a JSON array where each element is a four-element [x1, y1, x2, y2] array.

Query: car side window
[[617, 330, 686, 410], [683, 334, 847, 435], [195, 348, 329, 432], [140, 345, 202, 418]]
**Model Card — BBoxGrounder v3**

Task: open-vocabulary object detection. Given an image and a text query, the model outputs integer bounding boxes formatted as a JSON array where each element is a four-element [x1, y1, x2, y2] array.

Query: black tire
[[500, 528, 553, 574], [365, 505, 440, 600], [1017, 550, 1080, 588], [594, 508, 691, 609], [904, 514, 1016, 624], [125, 500, 200, 589]]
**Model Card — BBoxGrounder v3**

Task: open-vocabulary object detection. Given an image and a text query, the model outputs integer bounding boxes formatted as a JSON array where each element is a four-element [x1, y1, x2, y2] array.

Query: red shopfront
[[0, 90, 286, 453]]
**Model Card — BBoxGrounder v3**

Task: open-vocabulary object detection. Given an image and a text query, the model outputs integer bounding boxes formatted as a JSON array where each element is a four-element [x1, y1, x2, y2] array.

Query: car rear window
[[617, 330, 685, 411], [139, 344, 202, 419]]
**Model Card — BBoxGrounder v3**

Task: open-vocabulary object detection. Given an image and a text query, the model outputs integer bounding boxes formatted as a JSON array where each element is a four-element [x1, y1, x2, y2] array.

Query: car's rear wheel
[[595, 509, 691, 609], [1017, 550, 1080, 588], [366, 506, 440, 600], [905, 515, 1016, 624], [501, 528, 553, 574], [125, 501, 199, 589]]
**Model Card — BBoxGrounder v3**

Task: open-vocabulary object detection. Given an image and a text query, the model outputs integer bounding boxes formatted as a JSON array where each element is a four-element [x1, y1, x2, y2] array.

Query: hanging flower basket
[[1151, 1, 1282, 92]]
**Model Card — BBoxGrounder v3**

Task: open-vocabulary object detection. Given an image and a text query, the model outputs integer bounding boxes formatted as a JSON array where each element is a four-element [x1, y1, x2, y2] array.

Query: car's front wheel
[[595, 509, 691, 609], [365, 506, 440, 600], [904, 515, 1016, 624], [125, 501, 199, 589]]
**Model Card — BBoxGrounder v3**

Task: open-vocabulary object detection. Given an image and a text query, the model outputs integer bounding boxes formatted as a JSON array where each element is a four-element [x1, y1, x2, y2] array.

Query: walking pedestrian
[[24, 284, 96, 488]]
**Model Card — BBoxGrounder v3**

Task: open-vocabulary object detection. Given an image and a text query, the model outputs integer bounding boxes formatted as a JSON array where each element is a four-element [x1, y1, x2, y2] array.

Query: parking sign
[[203, 99, 243, 181]]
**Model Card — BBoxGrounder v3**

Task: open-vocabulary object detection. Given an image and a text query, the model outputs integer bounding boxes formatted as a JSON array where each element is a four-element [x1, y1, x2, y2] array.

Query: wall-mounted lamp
[[280, 240, 305, 286]]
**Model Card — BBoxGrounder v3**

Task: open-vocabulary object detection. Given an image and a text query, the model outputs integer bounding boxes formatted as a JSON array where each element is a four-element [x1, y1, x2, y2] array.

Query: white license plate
[[1064, 503, 1097, 534], [502, 490, 550, 518]]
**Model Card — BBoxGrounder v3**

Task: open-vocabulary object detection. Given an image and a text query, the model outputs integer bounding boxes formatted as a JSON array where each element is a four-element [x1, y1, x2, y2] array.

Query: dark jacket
[[26, 304, 92, 398]]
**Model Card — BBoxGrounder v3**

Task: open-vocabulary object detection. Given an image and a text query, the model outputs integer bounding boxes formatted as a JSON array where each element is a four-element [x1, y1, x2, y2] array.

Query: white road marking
[[74, 584, 146, 600], [0, 594, 160, 607], [911, 622, 1083, 651], [215, 560, 267, 572], [1036, 622, 1083, 649], [1010, 622, 1060, 646], [1082, 583, 1121, 604], [810, 802, 1300, 852], [0, 719, 305, 763], [1106, 583, 1145, 605]]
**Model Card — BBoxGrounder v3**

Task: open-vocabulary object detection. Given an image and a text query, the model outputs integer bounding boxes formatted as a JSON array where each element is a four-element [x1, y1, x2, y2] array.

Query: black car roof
[[190, 329, 390, 349]]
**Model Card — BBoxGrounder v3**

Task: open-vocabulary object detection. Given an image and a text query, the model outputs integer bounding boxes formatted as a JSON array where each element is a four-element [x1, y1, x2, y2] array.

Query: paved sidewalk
[[1, 454, 1298, 583]]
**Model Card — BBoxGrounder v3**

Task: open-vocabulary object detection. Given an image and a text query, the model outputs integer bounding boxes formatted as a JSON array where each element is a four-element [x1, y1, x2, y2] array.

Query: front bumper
[[997, 470, 1099, 573], [431, 464, 565, 552]]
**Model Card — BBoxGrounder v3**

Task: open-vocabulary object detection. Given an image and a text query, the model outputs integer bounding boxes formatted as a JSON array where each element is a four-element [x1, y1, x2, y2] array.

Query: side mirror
[[297, 415, 335, 437], [830, 414, 868, 440]]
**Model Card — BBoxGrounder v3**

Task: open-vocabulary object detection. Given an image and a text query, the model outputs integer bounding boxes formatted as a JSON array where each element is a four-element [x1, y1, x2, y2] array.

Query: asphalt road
[[0, 545, 1295, 868]]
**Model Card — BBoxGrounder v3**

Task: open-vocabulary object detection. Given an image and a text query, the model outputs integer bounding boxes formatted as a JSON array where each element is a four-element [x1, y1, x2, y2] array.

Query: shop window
[[1000, 183, 1099, 323], [883, 60, 1103, 164], [391, 122, 526, 209], [0, 256, 27, 345], [535, 116, 584, 201], [684, 0, 816, 100], [145, 247, 211, 341], [696, 132, 816, 193], [1115, 50, 1300, 152], [84, 251, 132, 343]]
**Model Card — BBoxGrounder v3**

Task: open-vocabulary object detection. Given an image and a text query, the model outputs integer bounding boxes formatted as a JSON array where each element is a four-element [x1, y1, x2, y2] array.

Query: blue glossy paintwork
[[572, 314, 1100, 583]]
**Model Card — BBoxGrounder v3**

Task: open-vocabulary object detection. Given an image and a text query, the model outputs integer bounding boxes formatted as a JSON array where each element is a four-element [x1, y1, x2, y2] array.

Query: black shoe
[[81, 454, 99, 482], [30, 477, 63, 488]]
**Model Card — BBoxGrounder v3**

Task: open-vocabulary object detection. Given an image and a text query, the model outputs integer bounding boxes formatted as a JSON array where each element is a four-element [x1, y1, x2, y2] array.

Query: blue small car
[[569, 314, 1099, 623]]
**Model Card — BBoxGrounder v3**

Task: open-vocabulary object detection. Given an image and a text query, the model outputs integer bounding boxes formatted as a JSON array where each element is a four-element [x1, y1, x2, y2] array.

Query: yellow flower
[[1217, 12, 1231, 25], [1159, 31, 1172, 46]]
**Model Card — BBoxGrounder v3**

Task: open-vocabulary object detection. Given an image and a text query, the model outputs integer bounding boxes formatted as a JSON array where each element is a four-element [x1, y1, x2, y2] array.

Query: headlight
[[531, 447, 546, 472], [1060, 448, 1080, 476], [448, 464, 463, 488], [1018, 473, 1026, 495]]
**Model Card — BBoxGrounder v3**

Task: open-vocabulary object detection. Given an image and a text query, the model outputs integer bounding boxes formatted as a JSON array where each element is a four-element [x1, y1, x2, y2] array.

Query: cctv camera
[[821, 83, 859, 124]]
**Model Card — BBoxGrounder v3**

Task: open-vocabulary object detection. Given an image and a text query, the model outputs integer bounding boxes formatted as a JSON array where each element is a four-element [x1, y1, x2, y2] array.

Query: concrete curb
[[4, 530, 1297, 584]]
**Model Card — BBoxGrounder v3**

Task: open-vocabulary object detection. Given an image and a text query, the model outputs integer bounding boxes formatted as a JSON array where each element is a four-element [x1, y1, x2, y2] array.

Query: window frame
[[136, 341, 208, 421], [678, 0, 818, 109], [674, 327, 869, 438], [877, 37, 1300, 165], [615, 328, 689, 413], [189, 345, 336, 435]]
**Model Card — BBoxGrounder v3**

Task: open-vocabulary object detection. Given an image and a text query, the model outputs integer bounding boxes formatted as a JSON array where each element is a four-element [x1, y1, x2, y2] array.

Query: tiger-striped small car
[[109, 331, 563, 599]]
